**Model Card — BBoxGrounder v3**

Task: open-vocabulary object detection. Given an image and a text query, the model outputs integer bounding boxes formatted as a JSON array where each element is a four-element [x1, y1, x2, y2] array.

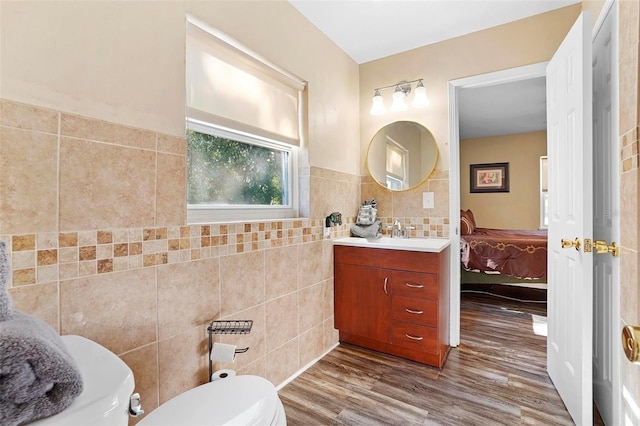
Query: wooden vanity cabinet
[[334, 244, 450, 368]]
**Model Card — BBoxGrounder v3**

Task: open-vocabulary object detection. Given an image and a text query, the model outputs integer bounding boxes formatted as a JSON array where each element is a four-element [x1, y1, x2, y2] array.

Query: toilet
[[138, 375, 286, 426], [32, 335, 286, 426], [30, 335, 135, 426]]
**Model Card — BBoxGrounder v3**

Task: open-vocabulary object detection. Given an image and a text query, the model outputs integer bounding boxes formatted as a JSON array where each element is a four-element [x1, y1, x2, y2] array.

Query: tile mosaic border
[[1, 219, 344, 286], [1, 214, 449, 287]]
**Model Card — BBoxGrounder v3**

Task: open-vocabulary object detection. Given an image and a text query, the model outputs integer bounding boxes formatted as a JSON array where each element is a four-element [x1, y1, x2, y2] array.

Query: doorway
[[447, 5, 620, 424], [447, 62, 548, 347]]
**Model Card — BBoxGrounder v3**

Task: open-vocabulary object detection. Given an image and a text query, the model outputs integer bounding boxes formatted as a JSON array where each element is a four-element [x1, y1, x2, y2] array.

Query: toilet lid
[[138, 375, 279, 426], [31, 335, 135, 425]]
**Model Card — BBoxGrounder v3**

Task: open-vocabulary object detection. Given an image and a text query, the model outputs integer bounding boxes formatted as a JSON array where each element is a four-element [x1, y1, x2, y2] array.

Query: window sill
[[187, 206, 299, 225]]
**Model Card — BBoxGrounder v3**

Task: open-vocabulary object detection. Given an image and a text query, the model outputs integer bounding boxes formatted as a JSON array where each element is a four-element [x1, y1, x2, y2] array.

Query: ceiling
[[289, 0, 580, 138], [458, 76, 547, 139]]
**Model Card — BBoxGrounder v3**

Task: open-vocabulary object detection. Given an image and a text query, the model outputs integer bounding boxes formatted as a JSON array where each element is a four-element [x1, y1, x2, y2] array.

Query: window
[[540, 156, 548, 229], [386, 137, 408, 190], [185, 15, 305, 223], [186, 120, 296, 222]]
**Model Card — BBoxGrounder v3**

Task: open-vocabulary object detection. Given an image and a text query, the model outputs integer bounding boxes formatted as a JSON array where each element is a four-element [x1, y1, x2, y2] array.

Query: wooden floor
[[279, 292, 602, 425]]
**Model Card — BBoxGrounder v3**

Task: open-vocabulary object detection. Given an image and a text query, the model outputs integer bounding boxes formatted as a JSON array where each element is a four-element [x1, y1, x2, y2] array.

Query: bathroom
[[1, 1, 639, 425]]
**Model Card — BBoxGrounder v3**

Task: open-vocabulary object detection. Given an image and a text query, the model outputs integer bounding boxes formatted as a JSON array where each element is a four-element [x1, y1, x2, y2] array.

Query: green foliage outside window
[[187, 130, 288, 206]]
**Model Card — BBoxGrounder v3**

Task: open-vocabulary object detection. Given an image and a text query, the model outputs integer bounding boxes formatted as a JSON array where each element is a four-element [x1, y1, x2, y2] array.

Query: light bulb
[[390, 86, 407, 111], [370, 90, 386, 115], [412, 80, 430, 107]]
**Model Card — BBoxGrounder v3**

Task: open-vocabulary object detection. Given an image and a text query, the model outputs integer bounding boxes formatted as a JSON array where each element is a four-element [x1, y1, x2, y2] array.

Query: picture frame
[[470, 162, 509, 193]]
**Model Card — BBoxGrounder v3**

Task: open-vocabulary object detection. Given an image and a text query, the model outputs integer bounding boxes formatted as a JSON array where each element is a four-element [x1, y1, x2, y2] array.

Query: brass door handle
[[594, 240, 620, 257], [622, 325, 640, 364], [561, 238, 581, 251]]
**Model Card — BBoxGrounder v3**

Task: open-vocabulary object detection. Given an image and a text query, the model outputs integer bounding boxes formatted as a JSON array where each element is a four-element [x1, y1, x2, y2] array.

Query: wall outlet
[[423, 192, 435, 209]]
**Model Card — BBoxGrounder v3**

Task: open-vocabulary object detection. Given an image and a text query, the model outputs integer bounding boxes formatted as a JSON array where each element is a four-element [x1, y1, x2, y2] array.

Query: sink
[[333, 237, 450, 253]]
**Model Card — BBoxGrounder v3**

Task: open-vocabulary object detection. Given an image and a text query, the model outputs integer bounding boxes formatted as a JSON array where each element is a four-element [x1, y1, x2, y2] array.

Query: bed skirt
[[461, 268, 547, 288]]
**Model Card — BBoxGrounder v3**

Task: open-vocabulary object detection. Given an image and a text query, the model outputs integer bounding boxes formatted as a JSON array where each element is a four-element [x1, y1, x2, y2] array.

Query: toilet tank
[[31, 335, 135, 426]]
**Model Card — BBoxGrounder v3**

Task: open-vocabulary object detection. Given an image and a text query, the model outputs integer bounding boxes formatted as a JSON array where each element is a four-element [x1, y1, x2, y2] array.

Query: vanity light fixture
[[369, 79, 429, 115], [412, 80, 430, 108], [391, 85, 409, 111], [370, 89, 386, 115]]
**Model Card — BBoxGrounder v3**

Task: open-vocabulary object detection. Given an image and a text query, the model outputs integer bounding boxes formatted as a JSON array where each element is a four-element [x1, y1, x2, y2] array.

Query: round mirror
[[366, 121, 438, 191]]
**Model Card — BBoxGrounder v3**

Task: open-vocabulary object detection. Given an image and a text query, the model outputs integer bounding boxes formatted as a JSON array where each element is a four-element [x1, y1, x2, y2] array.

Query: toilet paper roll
[[210, 342, 237, 362], [211, 369, 236, 382]]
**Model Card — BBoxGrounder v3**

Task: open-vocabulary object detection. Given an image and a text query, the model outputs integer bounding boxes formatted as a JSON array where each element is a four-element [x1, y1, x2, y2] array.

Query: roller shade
[[186, 16, 306, 146]]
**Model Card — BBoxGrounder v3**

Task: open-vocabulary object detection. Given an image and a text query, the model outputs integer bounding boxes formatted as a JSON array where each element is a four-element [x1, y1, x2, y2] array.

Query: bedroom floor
[[279, 292, 605, 425]]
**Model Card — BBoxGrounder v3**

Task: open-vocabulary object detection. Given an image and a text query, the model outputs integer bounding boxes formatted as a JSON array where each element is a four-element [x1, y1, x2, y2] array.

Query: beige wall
[[460, 131, 547, 230], [0, 0, 360, 176], [0, 1, 360, 423], [358, 4, 581, 235]]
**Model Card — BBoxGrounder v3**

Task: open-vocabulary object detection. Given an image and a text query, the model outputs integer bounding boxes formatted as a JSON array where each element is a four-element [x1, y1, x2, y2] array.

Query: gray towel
[[350, 220, 382, 239], [356, 205, 377, 226], [0, 314, 84, 426], [0, 241, 12, 321]]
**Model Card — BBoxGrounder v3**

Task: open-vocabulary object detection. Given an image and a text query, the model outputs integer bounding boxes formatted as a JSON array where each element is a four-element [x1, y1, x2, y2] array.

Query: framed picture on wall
[[470, 162, 509, 193]]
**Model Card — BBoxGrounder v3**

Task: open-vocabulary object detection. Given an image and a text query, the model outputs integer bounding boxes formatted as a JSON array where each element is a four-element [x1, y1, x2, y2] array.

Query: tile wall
[[0, 98, 450, 423], [362, 172, 450, 238], [0, 99, 352, 421], [618, 0, 640, 416]]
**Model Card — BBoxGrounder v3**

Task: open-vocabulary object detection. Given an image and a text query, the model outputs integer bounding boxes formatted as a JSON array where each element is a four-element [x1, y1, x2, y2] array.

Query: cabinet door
[[334, 263, 391, 343]]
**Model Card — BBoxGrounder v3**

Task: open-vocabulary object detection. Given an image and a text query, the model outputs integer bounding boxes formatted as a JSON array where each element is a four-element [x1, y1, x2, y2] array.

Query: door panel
[[592, 4, 619, 424], [546, 12, 593, 425]]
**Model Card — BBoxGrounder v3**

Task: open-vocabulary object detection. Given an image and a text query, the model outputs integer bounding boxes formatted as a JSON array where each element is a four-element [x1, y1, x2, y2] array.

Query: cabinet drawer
[[392, 297, 437, 326], [392, 271, 437, 300], [391, 321, 438, 353]]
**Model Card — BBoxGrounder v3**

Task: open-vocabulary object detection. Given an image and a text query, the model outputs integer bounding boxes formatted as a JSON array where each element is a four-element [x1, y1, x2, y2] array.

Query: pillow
[[460, 209, 476, 235]]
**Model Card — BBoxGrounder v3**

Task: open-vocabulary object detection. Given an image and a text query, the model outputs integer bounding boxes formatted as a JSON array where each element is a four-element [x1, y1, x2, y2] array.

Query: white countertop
[[333, 237, 450, 253]]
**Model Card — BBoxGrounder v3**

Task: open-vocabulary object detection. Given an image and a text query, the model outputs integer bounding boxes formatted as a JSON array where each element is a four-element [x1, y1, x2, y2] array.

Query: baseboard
[[275, 342, 339, 391]]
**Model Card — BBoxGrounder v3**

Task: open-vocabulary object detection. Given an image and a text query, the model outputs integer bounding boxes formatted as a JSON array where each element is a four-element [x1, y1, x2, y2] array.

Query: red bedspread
[[461, 228, 548, 279]]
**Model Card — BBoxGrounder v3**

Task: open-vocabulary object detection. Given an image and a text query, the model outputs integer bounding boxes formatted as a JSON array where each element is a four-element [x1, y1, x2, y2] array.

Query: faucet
[[389, 219, 415, 238], [403, 224, 415, 238], [391, 219, 402, 238]]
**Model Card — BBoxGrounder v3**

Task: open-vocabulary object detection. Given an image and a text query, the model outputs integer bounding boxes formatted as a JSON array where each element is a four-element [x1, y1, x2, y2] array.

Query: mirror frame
[[366, 121, 439, 191]]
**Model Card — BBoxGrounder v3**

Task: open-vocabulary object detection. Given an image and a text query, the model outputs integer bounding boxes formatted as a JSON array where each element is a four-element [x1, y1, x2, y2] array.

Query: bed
[[460, 209, 547, 287]]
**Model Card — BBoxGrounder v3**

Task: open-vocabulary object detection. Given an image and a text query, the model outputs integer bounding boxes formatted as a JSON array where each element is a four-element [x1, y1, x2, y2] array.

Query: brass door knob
[[594, 240, 620, 257], [561, 237, 581, 251], [622, 325, 640, 364]]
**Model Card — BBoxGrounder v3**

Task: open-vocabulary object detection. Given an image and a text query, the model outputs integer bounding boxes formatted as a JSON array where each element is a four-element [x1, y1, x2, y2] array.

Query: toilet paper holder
[[207, 320, 253, 382]]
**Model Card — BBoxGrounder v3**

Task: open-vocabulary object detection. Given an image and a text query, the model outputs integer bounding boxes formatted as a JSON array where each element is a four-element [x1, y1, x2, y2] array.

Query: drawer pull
[[405, 308, 423, 315], [405, 333, 423, 341], [384, 277, 388, 295], [404, 282, 424, 289]]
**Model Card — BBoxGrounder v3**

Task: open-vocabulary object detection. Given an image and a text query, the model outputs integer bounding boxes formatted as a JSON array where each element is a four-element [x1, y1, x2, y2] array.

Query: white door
[[592, 3, 620, 424], [546, 12, 593, 426]]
